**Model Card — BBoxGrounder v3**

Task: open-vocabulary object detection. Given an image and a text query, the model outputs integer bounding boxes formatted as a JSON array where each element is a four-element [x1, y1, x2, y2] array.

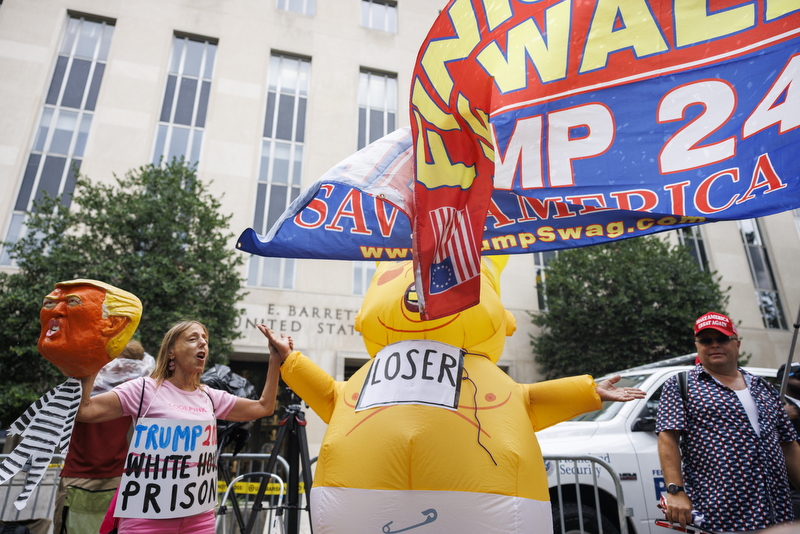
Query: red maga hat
[[694, 312, 738, 337]]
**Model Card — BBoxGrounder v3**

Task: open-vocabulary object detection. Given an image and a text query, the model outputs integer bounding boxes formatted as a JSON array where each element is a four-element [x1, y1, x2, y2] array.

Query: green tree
[[0, 160, 245, 425], [531, 236, 729, 379]]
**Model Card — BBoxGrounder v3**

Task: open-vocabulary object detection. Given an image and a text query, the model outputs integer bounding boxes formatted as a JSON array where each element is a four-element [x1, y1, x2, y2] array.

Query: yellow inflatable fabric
[[280, 259, 602, 533]]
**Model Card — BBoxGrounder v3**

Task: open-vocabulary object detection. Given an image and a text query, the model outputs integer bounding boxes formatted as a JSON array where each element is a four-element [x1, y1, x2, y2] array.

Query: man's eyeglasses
[[695, 335, 737, 346]]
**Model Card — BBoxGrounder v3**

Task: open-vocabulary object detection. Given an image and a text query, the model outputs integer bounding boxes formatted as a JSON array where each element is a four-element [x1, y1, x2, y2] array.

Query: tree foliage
[[531, 236, 729, 379], [0, 161, 245, 424]]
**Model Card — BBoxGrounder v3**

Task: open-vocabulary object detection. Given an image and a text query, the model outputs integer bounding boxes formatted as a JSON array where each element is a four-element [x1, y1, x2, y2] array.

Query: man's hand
[[785, 403, 800, 421], [257, 324, 293, 362], [664, 491, 693, 529], [781, 440, 800, 492], [595, 374, 646, 402], [658, 431, 693, 528]]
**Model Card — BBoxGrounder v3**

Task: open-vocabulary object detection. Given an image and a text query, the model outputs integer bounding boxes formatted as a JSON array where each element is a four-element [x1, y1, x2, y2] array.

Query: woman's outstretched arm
[[76, 373, 125, 423], [225, 325, 289, 422]]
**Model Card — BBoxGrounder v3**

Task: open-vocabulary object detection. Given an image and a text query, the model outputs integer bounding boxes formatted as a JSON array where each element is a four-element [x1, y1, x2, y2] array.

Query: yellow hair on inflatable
[[280, 259, 601, 533]]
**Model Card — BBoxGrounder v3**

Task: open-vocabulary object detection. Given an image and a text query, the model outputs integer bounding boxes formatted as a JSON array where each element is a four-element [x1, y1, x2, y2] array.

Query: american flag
[[428, 207, 480, 293]]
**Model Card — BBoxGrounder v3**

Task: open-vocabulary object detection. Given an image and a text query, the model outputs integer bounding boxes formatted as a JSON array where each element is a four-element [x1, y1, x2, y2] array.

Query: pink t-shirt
[[114, 377, 237, 421]]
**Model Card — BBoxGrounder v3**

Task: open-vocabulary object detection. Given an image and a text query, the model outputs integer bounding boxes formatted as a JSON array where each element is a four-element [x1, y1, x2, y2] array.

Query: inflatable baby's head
[[38, 279, 142, 378], [355, 258, 516, 362]]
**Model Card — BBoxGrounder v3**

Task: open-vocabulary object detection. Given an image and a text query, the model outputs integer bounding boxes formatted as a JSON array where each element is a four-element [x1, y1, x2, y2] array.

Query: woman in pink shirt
[[77, 320, 288, 534]]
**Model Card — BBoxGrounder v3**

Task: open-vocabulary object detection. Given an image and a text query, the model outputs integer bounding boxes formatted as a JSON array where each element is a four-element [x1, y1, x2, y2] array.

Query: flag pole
[[779, 301, 800, 403]]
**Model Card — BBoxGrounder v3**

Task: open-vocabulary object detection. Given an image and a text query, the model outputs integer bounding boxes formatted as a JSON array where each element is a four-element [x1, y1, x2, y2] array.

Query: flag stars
[[431, 262, 455, 292]]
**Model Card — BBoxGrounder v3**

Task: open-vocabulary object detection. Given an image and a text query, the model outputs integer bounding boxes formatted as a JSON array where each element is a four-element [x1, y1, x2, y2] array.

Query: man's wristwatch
[[667, 483, 685, 495]]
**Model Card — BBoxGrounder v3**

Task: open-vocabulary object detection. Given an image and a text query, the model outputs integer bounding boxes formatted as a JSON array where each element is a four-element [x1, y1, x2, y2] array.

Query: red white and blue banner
[[237, 128, 416, 262], [411, 0, 800, 318], [238, 0, 800, 320]]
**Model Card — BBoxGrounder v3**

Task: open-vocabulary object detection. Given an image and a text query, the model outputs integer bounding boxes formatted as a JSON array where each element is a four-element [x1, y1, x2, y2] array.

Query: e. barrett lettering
[[237, 304, 360, 338]]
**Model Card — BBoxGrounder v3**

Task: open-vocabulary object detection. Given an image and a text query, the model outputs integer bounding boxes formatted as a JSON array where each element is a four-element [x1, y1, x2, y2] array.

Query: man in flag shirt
[[656, 312, 800, 532]]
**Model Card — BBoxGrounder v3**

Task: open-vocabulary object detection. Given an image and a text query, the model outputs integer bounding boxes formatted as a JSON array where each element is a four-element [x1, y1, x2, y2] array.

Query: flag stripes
[[429, 207, 480, 284]]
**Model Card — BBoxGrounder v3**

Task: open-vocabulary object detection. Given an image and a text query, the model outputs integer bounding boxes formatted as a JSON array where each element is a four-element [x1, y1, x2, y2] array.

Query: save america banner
[[238, 0, 800, 319]]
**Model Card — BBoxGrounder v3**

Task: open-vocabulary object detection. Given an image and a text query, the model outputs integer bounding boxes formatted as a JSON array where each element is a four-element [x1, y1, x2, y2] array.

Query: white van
[[536, 354, 779, 534]]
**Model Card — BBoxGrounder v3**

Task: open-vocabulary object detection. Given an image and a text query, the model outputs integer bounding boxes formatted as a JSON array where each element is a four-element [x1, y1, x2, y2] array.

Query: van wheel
[[552, 503, 620, 534]]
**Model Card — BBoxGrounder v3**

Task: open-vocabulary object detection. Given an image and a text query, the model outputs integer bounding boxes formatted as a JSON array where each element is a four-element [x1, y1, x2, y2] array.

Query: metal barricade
[[218, 453, 290, 485], [0, 453, 64, 525], [0, 453, 288, 533], [216, 472, 284, 534], [0, 452, 625, 534], [216, 453, 312, 534], [545, 454, 628, 534]]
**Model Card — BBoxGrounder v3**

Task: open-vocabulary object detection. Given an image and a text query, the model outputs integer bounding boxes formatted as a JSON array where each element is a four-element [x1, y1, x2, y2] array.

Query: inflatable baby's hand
[[595, 374, 646, 402]]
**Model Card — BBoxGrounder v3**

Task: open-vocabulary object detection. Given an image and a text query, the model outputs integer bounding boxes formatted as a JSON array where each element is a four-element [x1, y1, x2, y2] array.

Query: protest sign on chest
[[356, 340, 465, 411], [115, 417, 218, 519]]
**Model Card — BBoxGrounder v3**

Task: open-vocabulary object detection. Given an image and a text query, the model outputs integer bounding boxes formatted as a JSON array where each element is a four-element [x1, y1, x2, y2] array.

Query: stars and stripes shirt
[[656, 365, 797, 532]]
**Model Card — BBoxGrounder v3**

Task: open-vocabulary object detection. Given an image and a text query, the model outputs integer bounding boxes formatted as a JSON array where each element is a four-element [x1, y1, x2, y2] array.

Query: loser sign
[[115, 418, 218, 519], [356, 340, 465, 411]]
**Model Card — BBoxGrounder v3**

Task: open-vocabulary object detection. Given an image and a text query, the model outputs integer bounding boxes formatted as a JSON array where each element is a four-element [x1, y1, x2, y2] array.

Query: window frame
[[352, 261, 377, 295], [151, 33, 218, 168], [276, 0, 316, 16], [247, 52, 311, 289], [361, 0, 398, 32], [676, 226, 710, 272], [738, 218, 787, 330], [533, 250, 557, 311], [357, 68, 397, 150], [1, 13, 115, 265]]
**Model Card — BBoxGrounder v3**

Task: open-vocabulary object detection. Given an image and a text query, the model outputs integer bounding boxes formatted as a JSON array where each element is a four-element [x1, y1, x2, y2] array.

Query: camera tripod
[[237, 393, 314, 534]]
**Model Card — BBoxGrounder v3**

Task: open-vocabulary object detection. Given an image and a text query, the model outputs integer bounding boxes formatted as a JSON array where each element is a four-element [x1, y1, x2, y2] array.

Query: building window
[[353, 261, 377, 295], [357, 70, 397, 150], [738, 219, 787, 329], [794, 209, 800, 241], [277, 0, 315, 15], [152, 35, 216, 167], [1, 15, 114, 266], [247, 54, 310, 289], [676, 226, 709, 271], [533, 251, 557, 311], [361, 0, 397, 32]]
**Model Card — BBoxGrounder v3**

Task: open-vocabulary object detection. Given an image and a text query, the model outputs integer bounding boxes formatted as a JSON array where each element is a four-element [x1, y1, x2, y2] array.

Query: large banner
[[411, 0, 800, 318], [238, 0, 800, 320]]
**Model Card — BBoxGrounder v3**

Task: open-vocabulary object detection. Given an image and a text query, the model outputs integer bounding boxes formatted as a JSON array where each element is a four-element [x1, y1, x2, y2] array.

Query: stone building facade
[[2, 0, 799, 453]]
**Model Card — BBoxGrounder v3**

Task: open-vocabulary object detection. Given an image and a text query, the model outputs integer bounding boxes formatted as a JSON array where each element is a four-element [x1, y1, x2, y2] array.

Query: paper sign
[[356, 340, 464, 411], [115, 418, 218, 519]]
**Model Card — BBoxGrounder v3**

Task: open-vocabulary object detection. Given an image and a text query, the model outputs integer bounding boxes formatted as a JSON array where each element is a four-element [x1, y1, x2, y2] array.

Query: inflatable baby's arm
[[524, 375, 602, 431], [280, 351, 338, 423]]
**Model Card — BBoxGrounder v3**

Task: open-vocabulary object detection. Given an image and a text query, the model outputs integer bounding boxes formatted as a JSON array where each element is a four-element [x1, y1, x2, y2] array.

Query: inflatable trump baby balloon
[[0, 279, 141, 509], [274, 259, 614, 533]]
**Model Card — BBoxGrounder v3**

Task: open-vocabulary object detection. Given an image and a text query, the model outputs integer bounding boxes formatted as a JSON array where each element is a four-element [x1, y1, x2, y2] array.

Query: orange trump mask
[[38, 279, 142, 378]]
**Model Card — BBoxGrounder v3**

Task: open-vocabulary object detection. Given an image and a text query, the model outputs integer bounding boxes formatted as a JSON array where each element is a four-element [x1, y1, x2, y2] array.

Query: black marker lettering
[[385, 352, 401, 380], [401, 349, 418, 379], [422, 349, 436, 380]]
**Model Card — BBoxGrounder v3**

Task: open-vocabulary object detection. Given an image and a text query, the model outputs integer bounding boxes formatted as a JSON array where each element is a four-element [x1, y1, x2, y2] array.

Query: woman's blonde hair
[[151, 320, 209, 389]]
